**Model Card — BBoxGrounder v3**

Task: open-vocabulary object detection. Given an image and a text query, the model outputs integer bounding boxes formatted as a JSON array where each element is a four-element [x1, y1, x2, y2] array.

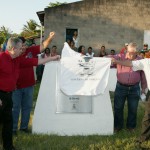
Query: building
[[37, 0, 150, 54]]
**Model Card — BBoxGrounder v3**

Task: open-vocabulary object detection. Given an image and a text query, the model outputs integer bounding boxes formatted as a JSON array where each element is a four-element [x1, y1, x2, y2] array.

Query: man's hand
[[0, 99, 2, 106], [111, 58, 116, 64], [53, 55, 60, 61], [41, 31, 55, 51], [49, 32, 55, 40], [141, 89, 146, 94]]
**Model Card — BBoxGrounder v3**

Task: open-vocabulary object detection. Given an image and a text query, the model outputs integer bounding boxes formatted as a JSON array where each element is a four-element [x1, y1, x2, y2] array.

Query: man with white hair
[[113, 42, 147, 133], [0, 37, 60, 150], [112, 44, 150, 143]]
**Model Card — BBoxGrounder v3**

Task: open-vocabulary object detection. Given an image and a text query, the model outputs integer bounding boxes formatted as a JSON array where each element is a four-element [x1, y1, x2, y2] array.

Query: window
[[66, 28, 78, 42]]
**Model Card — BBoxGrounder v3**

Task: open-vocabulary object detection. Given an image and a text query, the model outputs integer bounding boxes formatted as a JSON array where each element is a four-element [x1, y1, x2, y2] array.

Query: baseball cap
[[144, 43, 148, 46]]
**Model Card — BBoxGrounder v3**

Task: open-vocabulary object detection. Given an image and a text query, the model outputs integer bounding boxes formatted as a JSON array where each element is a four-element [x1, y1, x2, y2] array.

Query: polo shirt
[[16, 45, 40, 89], [0, 51, 38, 92]]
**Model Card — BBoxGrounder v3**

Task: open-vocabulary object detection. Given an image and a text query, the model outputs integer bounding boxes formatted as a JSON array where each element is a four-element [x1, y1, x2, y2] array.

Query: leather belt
[[117, 81, 139, 87]]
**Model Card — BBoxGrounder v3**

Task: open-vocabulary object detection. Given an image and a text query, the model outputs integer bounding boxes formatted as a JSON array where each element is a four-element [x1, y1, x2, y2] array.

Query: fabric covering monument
[[32, 43, 117, 135]]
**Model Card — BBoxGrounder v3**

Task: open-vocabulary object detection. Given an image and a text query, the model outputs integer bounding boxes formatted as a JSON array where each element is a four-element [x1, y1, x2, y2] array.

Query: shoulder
[[26, 45, 40, 52], [0, 51, 10, 59]]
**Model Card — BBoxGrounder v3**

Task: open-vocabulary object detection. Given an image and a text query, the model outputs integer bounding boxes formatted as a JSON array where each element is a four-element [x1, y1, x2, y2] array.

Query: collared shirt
[[0, 50, 38, 92], [113, 53, 147, 91], [16, 45, 40, 89], [132, 59, 150, 90]]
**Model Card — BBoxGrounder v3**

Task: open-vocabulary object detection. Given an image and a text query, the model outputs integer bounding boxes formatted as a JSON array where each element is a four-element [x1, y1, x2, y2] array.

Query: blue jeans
[[114, 82, 140, 129], [12, 86, 34, 131]]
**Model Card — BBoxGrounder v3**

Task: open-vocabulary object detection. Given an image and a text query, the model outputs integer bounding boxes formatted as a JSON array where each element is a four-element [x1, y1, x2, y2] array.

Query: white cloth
[[86, 52, 95, 58], [60, 42, 111, 96], [132, 58, 150, 89], [73, 37, 79, 48]]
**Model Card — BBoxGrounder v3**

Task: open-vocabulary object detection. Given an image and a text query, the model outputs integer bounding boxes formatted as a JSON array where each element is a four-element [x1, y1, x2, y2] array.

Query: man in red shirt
[[0, 37, 35, 150], [113, 43, 147, 132], [0, 37, 60, 150], [12, 32, 57, 134]]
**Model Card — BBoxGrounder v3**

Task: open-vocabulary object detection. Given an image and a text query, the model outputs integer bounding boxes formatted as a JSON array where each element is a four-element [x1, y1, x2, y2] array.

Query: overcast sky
[[0, 0, 81, 33]]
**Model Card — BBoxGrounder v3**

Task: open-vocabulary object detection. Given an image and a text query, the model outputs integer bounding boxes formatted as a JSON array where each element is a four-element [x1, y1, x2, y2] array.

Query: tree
[[21, 19, 42, 38], [0, 26, 13, 45], [48, 1, 67, 7]]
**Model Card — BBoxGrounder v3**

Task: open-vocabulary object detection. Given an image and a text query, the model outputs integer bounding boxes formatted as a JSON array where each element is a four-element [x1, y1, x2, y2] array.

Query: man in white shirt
[[112, 55, 150, 143]]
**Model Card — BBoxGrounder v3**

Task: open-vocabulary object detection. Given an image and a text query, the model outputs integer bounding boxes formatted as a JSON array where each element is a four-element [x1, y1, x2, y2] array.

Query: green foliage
[[21, 19, 42, 38], [48, 1, 67, 7], [0, 26, 13, 45]]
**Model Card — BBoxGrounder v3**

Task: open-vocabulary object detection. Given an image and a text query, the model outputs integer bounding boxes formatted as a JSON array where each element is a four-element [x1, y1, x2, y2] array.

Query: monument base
[[32, 62, 114, 135]]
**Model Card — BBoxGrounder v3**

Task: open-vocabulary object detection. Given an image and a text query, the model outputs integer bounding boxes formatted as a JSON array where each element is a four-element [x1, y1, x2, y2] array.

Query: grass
[[1, 84, 150, 150]]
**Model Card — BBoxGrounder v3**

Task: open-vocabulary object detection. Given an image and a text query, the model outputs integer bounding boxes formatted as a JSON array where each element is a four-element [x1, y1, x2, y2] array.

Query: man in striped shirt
[[113, 42, 147, 133]]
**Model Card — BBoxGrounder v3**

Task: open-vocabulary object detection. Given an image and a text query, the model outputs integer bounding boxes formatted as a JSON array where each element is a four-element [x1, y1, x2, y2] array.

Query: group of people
[[0, 32, 60, 150], [36, 45, 58, 82], [1, 30, 150, 150]]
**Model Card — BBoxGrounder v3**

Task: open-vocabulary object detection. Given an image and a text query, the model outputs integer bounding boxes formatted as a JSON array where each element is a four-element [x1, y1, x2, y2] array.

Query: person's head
[[6, 37, 23, 58], [52, 46, 57, 53], [143, 43, 148, 50], [18, 36, 27, 53], [126, 42, 137, 60], [70, 41, 75, 47], [78, 45, 85, 54], [110, 49, 115, 55], [139, 51, 145, 59], [73, 31, 78, 36], [66, 39, 71, 45], [100, 45, 105, 51], [45, 48, 50, 54], [88, 47, 92, 54], [32, 43, 36, 46], [18, 36, 26, 44]]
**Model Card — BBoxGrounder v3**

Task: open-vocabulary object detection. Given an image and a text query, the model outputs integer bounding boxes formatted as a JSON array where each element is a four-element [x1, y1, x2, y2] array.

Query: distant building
[[37, 0, 150, 54]]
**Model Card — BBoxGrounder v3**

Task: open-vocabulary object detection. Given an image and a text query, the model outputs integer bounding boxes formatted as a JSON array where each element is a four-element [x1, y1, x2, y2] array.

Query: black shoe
[[20, 128, 30, 133]]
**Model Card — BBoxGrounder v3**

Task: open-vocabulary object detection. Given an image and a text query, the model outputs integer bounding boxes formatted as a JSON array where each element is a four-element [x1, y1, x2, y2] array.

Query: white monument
[[32, 61, 117, 136]]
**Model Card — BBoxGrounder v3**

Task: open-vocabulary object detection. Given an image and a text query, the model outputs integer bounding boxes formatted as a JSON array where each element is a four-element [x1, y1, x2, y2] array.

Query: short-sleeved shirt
[[0, 51, 38, 92], [16, 46, 40, 89], [132, 58, 150, 90]]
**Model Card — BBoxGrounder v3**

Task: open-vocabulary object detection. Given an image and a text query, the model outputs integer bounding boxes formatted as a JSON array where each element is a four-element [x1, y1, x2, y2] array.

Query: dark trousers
[[139, 90, 150, 141], [114, 82, 140, 129], [0, 91, 13, 150]]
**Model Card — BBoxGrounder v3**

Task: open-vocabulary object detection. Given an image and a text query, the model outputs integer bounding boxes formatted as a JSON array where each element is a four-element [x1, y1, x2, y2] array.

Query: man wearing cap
[[120, 43, 128, 54], [141, 43, 148, 52]]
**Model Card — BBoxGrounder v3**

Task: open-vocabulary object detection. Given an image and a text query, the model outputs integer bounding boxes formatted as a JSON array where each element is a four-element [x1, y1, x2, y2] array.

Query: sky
[[0, 0, 81, 34]]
